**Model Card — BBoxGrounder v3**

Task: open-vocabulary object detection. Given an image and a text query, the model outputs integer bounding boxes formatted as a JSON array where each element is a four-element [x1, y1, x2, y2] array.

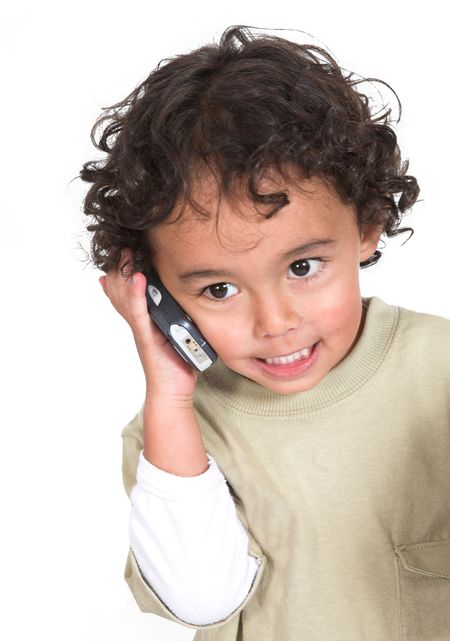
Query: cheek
[[195, 315, 242, 358], [313, 285, 362, 341]]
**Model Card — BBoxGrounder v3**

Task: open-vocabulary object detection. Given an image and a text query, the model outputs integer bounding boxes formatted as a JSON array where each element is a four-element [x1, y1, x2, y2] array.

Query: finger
[[98, 275, 107, 295], [130, 270, 147, 296]]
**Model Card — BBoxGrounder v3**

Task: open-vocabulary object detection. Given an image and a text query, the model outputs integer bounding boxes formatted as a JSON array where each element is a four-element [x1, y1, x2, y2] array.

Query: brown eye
[[290, 260, 311, 276], [209, 283, 228, 299], [203, 282, 239, 300], [288, 259, 322, 279]]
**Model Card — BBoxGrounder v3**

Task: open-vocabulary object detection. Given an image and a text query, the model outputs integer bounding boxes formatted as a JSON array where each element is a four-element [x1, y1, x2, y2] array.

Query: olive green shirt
[[122, 297, 450, 640]]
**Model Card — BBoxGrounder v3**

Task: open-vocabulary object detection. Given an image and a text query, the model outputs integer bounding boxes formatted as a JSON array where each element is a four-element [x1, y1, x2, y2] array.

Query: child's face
[[149, 174, 381, 394]]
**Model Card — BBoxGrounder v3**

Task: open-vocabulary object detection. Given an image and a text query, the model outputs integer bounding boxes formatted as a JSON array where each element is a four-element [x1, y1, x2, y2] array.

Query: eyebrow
[[178, 239, 336, 282]]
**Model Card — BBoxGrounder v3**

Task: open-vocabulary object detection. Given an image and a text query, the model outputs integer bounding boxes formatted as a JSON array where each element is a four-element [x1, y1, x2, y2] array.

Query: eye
[[288, 259, 322, 279], [202, 282, 239, 300]]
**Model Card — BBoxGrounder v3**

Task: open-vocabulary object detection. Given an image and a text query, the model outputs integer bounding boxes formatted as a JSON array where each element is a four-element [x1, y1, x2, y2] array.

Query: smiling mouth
[[259, 344, 315, 365]]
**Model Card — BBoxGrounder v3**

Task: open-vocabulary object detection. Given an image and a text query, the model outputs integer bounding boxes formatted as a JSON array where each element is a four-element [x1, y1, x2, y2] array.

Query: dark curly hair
[[80, 25, 419, 276]]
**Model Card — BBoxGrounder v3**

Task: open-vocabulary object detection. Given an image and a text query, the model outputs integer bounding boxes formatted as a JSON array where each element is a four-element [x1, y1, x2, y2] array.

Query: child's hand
[[99, 248, 197, 401]]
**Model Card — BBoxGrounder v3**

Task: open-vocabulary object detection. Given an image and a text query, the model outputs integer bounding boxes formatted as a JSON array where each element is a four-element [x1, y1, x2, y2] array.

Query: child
[[81, 25, 450, 640]]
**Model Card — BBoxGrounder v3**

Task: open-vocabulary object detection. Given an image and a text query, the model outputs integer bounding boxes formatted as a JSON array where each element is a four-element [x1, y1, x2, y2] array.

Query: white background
[[1, 1, 449, 640]]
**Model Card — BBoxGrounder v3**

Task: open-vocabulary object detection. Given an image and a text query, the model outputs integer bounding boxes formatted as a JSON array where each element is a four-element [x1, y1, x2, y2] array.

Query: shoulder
[[363, 296, 450, 358], [380, 299, 450, 380], [395, 302, 450, 348]]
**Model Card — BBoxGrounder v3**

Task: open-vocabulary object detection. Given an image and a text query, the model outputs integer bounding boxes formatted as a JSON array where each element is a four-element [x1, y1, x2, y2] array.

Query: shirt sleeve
[[129, 450, 261, 625], [121, 406, 266, 630]]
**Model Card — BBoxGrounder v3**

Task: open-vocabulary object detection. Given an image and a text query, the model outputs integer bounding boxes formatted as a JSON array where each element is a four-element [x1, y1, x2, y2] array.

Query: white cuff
[[135, 450, 228, 502]]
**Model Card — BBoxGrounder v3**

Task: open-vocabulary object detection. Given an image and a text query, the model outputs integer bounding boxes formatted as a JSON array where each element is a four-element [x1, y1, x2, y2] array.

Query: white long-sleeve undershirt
[[129, 451, 260, 625]]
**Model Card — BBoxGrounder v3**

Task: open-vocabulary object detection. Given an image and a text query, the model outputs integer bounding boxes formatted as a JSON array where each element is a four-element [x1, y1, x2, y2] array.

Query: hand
[[99, 248, 197, 401]]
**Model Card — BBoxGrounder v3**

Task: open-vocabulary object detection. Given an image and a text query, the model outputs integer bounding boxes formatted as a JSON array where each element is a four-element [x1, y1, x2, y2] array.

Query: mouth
[[260, 345, 314, 365], [255, 342, 319, 379]]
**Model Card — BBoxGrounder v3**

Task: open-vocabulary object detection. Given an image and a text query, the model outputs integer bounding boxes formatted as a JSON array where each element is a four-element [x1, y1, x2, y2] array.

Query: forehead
[[148, 173, 355, 260]]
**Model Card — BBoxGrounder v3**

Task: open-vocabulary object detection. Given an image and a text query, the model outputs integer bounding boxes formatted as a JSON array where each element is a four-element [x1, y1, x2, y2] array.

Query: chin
[[263, 377, 322, 395]]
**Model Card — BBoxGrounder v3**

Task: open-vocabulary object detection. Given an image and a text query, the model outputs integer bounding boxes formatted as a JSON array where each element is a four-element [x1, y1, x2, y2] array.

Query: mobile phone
[[145, 271, 217, 372]]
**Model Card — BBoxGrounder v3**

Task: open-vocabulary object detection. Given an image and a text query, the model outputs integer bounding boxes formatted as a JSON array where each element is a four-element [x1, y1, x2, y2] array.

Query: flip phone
[[145, 271, 217, 372]]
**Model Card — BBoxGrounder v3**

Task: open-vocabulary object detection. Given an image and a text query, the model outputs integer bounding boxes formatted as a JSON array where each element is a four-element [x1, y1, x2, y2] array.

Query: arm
[[122, 409, 266, 628], [128, 449, 260, 625], [141, 394, 209, 476], [101, 250, 265, 627]]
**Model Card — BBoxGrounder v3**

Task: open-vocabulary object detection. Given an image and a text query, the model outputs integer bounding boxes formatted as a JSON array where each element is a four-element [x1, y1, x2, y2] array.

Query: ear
[[359, 224, 383, 263]]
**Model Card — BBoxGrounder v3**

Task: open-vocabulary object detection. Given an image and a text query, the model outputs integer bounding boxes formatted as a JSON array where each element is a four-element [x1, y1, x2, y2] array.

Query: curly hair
[[80, 25, 419, 276]]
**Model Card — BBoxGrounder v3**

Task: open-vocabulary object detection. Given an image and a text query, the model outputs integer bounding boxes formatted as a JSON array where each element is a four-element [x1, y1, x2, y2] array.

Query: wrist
[[145, 389, 195, 411]]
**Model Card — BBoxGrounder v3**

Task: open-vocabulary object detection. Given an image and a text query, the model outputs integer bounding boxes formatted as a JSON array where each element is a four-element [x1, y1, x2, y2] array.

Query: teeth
[[264, 346, 313, 365]]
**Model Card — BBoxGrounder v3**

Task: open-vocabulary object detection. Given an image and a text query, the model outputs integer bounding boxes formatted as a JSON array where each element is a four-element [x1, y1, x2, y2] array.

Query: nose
[[252, 291, 301, 339]]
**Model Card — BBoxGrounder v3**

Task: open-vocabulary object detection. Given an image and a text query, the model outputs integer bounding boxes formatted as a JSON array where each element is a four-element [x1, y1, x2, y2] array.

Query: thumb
[[129, 271, 147, 297]]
